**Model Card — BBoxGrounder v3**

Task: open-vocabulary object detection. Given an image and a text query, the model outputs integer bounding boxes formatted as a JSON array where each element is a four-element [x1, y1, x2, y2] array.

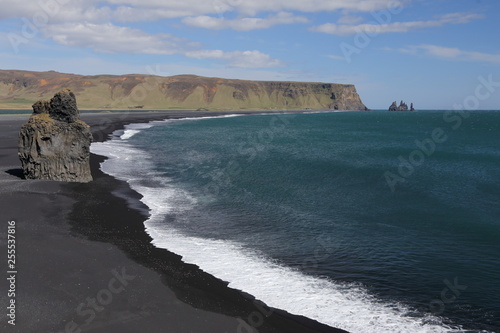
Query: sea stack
[[388, 100, 411, 111], [18, 89, 93, 182]]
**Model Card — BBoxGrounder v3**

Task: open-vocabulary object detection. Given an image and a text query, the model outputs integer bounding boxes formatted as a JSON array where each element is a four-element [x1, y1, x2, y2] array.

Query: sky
[[0, 0, 499, 109]]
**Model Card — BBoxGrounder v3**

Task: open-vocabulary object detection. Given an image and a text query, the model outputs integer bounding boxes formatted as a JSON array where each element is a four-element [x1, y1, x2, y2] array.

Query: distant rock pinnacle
[[389, 100, 414, 111]]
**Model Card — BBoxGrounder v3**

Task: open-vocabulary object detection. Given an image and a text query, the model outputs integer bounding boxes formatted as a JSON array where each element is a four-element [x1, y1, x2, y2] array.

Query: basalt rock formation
[[0, 70, 368, 111], [389, 100, 413, 111], [18, 89, 93, 182]]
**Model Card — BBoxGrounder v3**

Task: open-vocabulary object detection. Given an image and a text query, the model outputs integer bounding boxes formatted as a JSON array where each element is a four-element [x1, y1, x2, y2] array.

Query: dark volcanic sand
[[0, 111, 348, 333]]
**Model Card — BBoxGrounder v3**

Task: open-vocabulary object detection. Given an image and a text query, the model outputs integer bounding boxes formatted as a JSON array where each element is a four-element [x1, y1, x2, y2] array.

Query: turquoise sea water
[[92, 111, 500, 333]]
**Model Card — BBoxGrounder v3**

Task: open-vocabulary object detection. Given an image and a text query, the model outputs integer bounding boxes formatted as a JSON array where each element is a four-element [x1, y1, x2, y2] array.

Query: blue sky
[[0, 0, 499, 109]]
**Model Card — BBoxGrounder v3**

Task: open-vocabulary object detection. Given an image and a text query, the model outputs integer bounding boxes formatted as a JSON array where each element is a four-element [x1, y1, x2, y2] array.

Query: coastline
[[0, 108, 335, 112], [0, 111, 348, 333]]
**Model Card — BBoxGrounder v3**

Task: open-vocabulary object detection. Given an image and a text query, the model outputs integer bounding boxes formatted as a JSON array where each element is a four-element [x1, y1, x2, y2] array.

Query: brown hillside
[[0, 70, 368, 111]]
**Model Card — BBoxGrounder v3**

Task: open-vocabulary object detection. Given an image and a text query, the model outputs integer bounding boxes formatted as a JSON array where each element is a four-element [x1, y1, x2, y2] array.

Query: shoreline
[[80, 111, 349, 332], [0, 111, 348, 332]]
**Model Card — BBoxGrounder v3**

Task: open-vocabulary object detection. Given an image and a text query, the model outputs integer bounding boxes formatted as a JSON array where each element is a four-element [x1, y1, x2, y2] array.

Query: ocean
[[91, 110, 500, 333]]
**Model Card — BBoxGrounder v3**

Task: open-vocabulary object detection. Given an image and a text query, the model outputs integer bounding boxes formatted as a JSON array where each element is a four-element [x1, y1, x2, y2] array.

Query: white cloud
[[0, 0, 407, 23], [185, 49, 285, 68], [0, 0, 112, 23], [111, 5, 214, 21], [399, 44, 500, 63], [40, 22, 284, 68], [182, 12, 308, 31], [337, 15, 364, 25], [0, 0, 212, 23], [310, 12, 483, 36], [210, 0, 406, 16], [43, 22, 184, 54], [104, 0, 406, 16], [106, 0, 233, 17], [0, 2, 50, 20]]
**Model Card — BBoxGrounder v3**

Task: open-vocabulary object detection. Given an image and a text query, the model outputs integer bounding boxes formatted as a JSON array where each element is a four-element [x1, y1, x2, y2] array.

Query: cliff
[[18, 89, 93, 182], [0, 70, 367, 111]]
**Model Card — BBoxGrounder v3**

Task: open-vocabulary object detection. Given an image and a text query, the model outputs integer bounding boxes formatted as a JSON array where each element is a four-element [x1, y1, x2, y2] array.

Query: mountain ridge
[[0, 69, 368, 111]]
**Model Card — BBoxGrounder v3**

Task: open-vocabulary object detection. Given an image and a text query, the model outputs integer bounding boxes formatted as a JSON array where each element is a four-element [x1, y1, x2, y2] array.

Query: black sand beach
[[0, 111, 348, 333]]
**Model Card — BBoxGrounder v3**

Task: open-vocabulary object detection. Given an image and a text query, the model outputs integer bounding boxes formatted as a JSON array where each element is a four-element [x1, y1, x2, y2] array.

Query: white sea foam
[[182, 113, 245, 120], [91, 119, 469, 333], [119, 122, 162, 140], [144, 225, 464, 333]]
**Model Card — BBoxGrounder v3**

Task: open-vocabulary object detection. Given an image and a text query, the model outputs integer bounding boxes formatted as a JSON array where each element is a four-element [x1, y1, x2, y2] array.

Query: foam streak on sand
[[90, 119, 469, 333]]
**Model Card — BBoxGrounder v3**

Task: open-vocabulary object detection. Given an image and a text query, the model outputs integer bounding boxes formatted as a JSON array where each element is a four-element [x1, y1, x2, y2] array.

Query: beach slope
[[0, 112, 348, 333]]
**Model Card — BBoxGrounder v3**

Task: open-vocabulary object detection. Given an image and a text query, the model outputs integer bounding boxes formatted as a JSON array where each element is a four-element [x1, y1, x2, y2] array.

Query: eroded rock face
[[389, 101, 398, 111], [49, 89, 79, 122], [18, 89, 93, 182], [32, 100, 50, 114]]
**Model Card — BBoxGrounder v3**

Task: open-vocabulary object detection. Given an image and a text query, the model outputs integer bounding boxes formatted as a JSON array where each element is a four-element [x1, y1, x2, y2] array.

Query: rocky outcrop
[[18, 89, 93, 182], [0, 70, 368, 111], [388, 101, 397, 111], [48, 89, 80, 122], [389, 100, 413, 111]]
